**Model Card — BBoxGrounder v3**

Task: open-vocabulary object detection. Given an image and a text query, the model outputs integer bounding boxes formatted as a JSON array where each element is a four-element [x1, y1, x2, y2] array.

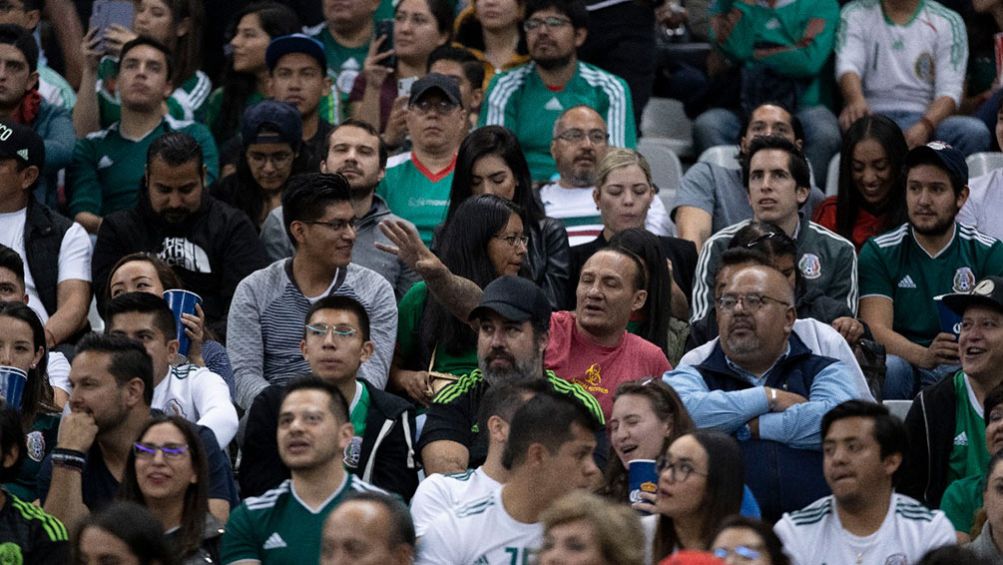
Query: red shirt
[[813, 196, 886, 251], [544, 311, 671, 419]]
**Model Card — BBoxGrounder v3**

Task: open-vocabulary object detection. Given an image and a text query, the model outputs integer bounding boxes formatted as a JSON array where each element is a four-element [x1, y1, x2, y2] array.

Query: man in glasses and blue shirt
[[239, 295, 418, 500], [665, 263, 862, 522]]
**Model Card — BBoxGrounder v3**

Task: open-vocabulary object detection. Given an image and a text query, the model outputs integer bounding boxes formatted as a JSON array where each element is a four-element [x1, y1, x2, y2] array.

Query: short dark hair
[[0, 244, 25, 289], [340, 491, 416, 549], [0, 401, 24, 483], [147, 132, 204, 173], [120, 36, 173, 83], [821, 400, 908, 484], [502, 390, 600, 470], [105, 292, 177, 342], [75, 333, 154, 406], [305, 295, 371, 341], [281, 375, 350, 424], [327, 119, 388, 169], [282, 172, 352, 247], [427, 45, 485, 92], [0, 23, 37, 73], [742, 135, 811, 199], [477, 380, 550, 432], [524, 0, 588, 28]]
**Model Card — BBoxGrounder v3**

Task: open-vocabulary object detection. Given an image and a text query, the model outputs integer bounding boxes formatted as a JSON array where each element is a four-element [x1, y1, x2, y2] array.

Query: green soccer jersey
[[479, 61, 636, 182], [858, 223, 1003, 346], [304, 23, 369, 122], [221, 475, 384, 564], [96, 57, 213, 126], [376, 152, 455, 244], [68, 116, 220, 217]]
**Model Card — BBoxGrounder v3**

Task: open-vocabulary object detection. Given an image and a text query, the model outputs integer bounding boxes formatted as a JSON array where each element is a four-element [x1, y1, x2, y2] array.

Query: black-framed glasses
[[656, 455, 707, 482], [305, 323, 360, 340], [716, 293, 790, 313], [712, 546, 764, 561], [305, 218, 356, 232], [134, 442, 189, 459], [493, 234, 530, 248], [554, 128, 608, 144], [523, 16, 571, 31]]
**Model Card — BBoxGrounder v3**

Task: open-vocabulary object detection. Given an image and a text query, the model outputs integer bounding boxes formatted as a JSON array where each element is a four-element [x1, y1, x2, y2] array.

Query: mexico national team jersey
[[774, 493, 955, 565], [858, 223, 1003, 346], [376, 152, 456, 244], [479, 61, 636, 182], [410, 467, 502, 537], [416, 487, 542, 565], [221, 475, 384, 564]]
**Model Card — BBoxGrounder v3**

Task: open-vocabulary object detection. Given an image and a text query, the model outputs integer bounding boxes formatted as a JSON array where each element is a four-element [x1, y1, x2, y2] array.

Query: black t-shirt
[[0, 490, 68, 564]]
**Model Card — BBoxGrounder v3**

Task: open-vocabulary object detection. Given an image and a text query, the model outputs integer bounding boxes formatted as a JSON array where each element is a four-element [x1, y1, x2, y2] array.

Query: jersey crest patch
[[26, 430, 45, 462], [953, 267, 976, 293], [798, 253, 822, 280]]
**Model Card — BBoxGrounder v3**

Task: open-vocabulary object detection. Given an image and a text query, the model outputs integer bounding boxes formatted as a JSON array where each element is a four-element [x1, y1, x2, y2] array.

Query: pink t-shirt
[[544, 311, 672, 419]]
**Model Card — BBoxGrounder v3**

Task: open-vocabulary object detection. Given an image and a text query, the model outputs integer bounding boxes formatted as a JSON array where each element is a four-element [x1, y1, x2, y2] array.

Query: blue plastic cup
[[0, 366, 27, 410], [163, 289, 202, 357], [628, 459, 658, 513], [934, 294, 962, 338]]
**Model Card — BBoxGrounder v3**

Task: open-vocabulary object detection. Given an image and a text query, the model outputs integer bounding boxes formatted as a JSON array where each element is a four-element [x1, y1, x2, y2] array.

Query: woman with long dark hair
[[118, 415, 219, 564], [390, 194, 528, 403], [445, 125, 570, 308], [813, 115, 909, 250]]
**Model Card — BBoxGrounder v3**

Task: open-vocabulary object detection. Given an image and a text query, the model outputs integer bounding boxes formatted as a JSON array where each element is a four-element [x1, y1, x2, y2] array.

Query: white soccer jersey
[[416, 487, 542, 565], [836, 0, 968, 113], [538, 183, 673, 247], [774, 493, 955, 565], [410, 467, 502, 537]]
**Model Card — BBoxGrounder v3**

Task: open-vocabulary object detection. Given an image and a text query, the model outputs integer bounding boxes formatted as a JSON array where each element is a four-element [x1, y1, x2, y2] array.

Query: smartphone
[[374, 19, 396, 69], [89, 0, 135, 52]]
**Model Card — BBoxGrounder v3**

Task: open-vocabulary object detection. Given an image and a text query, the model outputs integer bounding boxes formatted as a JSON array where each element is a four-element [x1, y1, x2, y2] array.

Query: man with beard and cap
[[92, 132, 268, 338], [259, 119, 420, 299], [418, 276, 604, 475], [665, 263, 861, 521], [859, 142, 1003, 401]]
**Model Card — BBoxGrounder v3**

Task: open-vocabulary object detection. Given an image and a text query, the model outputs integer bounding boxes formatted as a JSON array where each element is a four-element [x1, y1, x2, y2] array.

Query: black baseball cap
[[241, 100, 303, 148], [943, 276, 1003, 316], [408, 73, 462, 107], [469, 276, 551, 325], [266, 34, 327, 72], [0, 120, 43, 169], [905, 141, 968, 190]]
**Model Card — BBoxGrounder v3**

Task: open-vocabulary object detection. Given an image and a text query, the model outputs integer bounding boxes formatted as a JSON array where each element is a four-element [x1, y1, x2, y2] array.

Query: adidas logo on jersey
[[545, 97, 563, 111], [954, 432, 968, 447], [263, 532, 287, 550], [898, 275, 917, 289]]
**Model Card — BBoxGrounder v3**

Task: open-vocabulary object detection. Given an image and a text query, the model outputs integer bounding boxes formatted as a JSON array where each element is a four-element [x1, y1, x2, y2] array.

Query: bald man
[[664, 264, 862, 521]]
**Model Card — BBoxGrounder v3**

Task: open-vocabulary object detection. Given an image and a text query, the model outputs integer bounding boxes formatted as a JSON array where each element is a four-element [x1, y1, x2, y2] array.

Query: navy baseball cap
[[408, 73, 462, 107], [241, 100, 303, 148], [266, 34, 327, 72], [469, 276, 551, 325], [0, 120, 43, 170], [905, 141, 969, 190], [943, 276, 1003, 316]]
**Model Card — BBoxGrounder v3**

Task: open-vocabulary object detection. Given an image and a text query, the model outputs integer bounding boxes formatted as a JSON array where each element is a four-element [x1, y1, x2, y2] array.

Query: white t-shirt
[[152, 364, 238, 447], [958, 169, 1003, 241], [411, 467, 502, 537], [0, 208, 92, 325], [836, 0, 968, 114], [416, 487, 542, 565], [774, 493, 955, 565], [538, 183, 673, 247]]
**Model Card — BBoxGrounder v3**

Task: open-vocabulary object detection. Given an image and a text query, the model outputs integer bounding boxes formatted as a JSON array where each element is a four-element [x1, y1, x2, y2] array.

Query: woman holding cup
[[106, 253, 234, 395]]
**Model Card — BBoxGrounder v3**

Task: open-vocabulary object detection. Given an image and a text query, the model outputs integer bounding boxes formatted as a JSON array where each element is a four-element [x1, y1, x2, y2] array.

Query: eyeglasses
[[304, 218, 356, 232], [523, 16, 572, 31], [656, 456, 707, 482], [712, 546, 764, 562], [305, 323, 360, 340], [716, 293, 791, 313], [247, 151, 295, 167], [554, 129, 608, 144], [493, 234, 530, 248], [410, 99, 459, 115], [134, 442, 189, 459]]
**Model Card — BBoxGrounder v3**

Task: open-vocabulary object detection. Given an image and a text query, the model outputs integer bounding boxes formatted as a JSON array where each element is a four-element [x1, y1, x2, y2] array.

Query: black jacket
[[900, 374, 958, 508], [91, 187, 267, 337], [239, 380, 419, 500]]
